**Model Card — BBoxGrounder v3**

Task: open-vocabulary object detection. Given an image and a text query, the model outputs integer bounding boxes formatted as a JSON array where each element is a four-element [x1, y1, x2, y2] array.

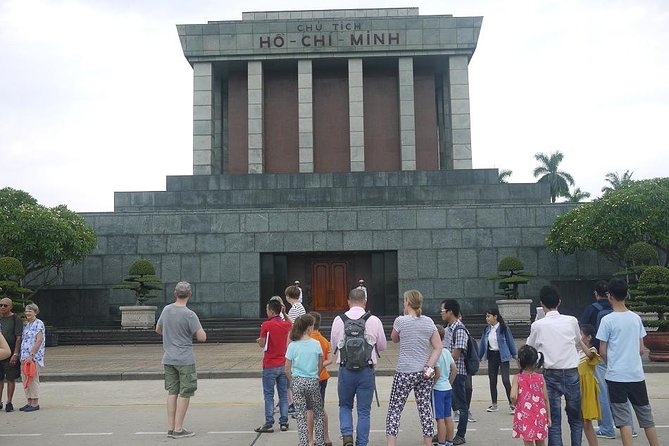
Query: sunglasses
[[0, 304, 10, 307]]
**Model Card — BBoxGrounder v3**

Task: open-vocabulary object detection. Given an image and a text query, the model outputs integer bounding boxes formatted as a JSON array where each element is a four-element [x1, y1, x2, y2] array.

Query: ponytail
[[290, 314, 315, 341]]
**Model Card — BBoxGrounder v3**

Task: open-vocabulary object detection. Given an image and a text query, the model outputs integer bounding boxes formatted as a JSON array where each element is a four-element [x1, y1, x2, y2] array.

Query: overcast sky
[[1, 0, 667, 212]]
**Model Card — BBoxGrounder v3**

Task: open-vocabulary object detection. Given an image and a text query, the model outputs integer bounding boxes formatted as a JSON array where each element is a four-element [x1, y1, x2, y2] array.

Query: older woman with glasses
[[20, 303, 45, 412]]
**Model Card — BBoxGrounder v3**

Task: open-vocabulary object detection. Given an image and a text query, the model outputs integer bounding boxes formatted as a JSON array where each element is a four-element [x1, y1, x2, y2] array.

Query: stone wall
[[40, 202, 617, 326]]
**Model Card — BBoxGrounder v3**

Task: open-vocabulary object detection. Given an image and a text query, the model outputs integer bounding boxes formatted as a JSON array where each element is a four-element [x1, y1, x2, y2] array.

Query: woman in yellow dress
[[578, 324, 601, 446]]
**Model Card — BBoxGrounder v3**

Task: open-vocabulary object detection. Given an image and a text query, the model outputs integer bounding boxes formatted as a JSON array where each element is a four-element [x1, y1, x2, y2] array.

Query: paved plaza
[[0, 343, 665, 445]]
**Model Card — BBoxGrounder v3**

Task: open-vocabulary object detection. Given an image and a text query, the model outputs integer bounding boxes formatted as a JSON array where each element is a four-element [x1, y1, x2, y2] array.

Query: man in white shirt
[[356, 279, 368, 299], [527, 286, 582, 446]]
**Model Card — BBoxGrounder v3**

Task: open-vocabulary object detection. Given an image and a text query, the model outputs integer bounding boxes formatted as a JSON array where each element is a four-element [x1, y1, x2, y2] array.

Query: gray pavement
[[2, 375, 669, 445], [39, 341, 669, 381]]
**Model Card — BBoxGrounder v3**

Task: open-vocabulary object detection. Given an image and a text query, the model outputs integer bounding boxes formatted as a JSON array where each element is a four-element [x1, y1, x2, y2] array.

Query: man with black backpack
[[440, 298, 474, 445], [330, 288, 387, 446]]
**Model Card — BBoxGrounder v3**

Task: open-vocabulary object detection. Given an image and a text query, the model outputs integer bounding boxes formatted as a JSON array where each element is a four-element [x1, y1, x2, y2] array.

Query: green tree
[[113, 259, 163, 305], [602, 170, 634, 194], [0, 187, 97, 292], [487, 256, 535, 299], [564, 187, 591, 203], [533, 151, 574, 203], [546, 178, 669, 266], [498, 169, 513, 183], [0, 256, 33, 313]]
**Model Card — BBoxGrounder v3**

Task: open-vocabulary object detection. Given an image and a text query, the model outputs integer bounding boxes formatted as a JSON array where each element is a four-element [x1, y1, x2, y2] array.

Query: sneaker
[[595, 430, 616, 439], [453, 436, 466, 445], [22, 405, 39, 412], [632, 432, 639, 438], [509, 404, 515, 414], [486, 404, 498, 412], [5, 402, 14, 412], [171, 429, 195, 439], [167, 431, 174, 438], [254, 423, 274, 433], [280, 423, 289, 432], [18, 404, 30, 411], [342, 435, 354, 446], [467, 411, 477, 422]]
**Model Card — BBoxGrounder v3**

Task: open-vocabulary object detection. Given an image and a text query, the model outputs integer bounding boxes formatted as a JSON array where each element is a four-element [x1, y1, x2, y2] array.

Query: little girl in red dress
[[511, 345, 551, 446]]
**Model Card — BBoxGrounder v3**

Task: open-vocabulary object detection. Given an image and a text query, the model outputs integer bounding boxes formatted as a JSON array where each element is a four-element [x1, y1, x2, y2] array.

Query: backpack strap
[[593, 302, 604, 312], [361, 311, 371, 321], [340, 313, 350, 323]]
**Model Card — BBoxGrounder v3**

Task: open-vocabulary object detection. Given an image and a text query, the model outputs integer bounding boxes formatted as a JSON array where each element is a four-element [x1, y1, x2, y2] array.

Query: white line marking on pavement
[[64, 433, 113, 436], [500, 428, 513, 431], [135, 432, 167, 435], [208, 431, 258, 434], [0, 434, 42, 437]]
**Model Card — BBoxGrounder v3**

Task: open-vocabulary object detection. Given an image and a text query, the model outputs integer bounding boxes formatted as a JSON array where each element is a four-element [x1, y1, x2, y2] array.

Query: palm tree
[[498, 169, 512, 183], [602, 170, 634, 194], [533, 151, 575, 203], [564, 187, 591, 203]]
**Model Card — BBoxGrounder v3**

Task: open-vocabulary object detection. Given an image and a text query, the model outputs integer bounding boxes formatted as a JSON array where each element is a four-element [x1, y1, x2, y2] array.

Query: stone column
[[398, 57, 416, 170], [193, 62, 214, 175], [298, 60, 314, 173], [348, 58, 365, 172], [247, 61, 264, 174], [449, 55, 472, 169]]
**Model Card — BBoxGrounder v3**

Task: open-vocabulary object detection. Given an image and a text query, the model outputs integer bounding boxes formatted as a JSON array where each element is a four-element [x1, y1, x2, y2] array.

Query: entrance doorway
[[311, 261, 348, 311], [259, 251, 398, 316]]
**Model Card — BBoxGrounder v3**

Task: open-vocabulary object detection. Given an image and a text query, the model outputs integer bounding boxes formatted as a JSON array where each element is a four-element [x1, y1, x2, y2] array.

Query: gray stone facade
[[42, 170, 616, 325]]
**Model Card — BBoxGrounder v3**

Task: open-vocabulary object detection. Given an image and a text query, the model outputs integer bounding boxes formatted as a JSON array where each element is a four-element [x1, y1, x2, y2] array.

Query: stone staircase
[[51, 314, 531, 346]]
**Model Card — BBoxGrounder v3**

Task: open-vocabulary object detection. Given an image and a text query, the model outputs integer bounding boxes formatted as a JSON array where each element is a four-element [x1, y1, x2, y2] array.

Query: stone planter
[[643, 331, 669, 362], [119, 305, 157, 329], [496, 299, 533, 323]]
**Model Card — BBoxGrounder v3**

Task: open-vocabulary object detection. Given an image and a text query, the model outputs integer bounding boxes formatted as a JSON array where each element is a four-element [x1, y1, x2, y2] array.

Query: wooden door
[[312, 261, 348, 311]]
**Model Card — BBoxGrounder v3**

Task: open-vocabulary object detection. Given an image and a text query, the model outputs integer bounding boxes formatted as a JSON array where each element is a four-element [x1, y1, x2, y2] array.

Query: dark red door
[[312, 261, 348, 311]]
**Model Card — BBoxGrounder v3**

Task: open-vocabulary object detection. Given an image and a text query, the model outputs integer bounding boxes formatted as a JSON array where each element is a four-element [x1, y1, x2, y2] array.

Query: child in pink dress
[[511, 345, 551, 446]]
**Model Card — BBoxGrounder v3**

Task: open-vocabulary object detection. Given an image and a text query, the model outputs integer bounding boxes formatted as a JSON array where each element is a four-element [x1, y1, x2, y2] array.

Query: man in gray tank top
[[156, 281, 207, 439]]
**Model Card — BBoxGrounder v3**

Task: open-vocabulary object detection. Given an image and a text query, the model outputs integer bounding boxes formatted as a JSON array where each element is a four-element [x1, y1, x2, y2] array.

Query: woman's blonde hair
[[403, 289, 423, 317]]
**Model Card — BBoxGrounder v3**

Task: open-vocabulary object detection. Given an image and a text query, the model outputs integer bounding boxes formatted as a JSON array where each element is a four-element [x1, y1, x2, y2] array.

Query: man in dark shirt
[[0, 296, 23, 412]]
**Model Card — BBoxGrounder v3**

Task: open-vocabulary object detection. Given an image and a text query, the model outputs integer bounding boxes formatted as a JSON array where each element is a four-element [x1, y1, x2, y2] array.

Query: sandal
[[254, 424, 274, 433]]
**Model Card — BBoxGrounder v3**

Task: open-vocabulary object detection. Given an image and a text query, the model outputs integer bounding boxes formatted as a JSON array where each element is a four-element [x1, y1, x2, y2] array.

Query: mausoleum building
[[39, 9, 615, 326]]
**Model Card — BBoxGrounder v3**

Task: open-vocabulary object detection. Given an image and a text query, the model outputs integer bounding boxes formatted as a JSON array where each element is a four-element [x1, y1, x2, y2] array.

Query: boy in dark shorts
[[596, 278, 659, 446]]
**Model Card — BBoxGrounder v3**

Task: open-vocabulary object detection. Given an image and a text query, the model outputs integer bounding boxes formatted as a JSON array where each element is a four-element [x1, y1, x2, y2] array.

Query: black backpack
[[339, 312, 373, 370], [451, 325, 480, 375], [593, 302, 613, 348]]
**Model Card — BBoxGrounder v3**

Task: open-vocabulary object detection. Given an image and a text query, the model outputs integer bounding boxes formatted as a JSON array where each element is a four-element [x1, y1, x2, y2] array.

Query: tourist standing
[[255, 298, 292, 433], [578, 324, 601, 446], [287, 285, 306, 323], [434, 324, 458, 446], [440, 298, 471, 446], [596, 279, 659, 446], [330, 288, 387, 446], [511, 345, 550, 445], [478, 308, 517, 414], [20, 303, 45, 412], [307, 312, 333, 446], [285, 314, 325, 446], [156, 281, 207, 438], [0, 296, 22, 412], [385, 290, 442, 446], [526, 286, 582, 446]]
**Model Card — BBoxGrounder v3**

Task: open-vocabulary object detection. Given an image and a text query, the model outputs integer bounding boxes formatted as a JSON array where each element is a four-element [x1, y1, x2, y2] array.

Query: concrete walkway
[[41, 341, 669, 381]]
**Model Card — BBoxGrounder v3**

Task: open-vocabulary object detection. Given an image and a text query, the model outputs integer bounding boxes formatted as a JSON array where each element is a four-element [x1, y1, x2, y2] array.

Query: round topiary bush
[[625, 242, 659, 265], [639, 266, 669, 287], [498, 256, 524, 272], [0, 256, 25, 277], [128, 259, 156, 276]]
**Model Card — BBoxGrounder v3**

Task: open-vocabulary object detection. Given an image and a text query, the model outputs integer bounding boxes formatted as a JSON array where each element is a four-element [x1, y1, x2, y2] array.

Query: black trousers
[[487, 349, 512, 404]]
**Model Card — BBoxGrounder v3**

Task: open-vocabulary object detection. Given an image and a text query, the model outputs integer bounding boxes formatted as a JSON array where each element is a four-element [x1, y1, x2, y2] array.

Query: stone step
[[51, 315, 531, 345]]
